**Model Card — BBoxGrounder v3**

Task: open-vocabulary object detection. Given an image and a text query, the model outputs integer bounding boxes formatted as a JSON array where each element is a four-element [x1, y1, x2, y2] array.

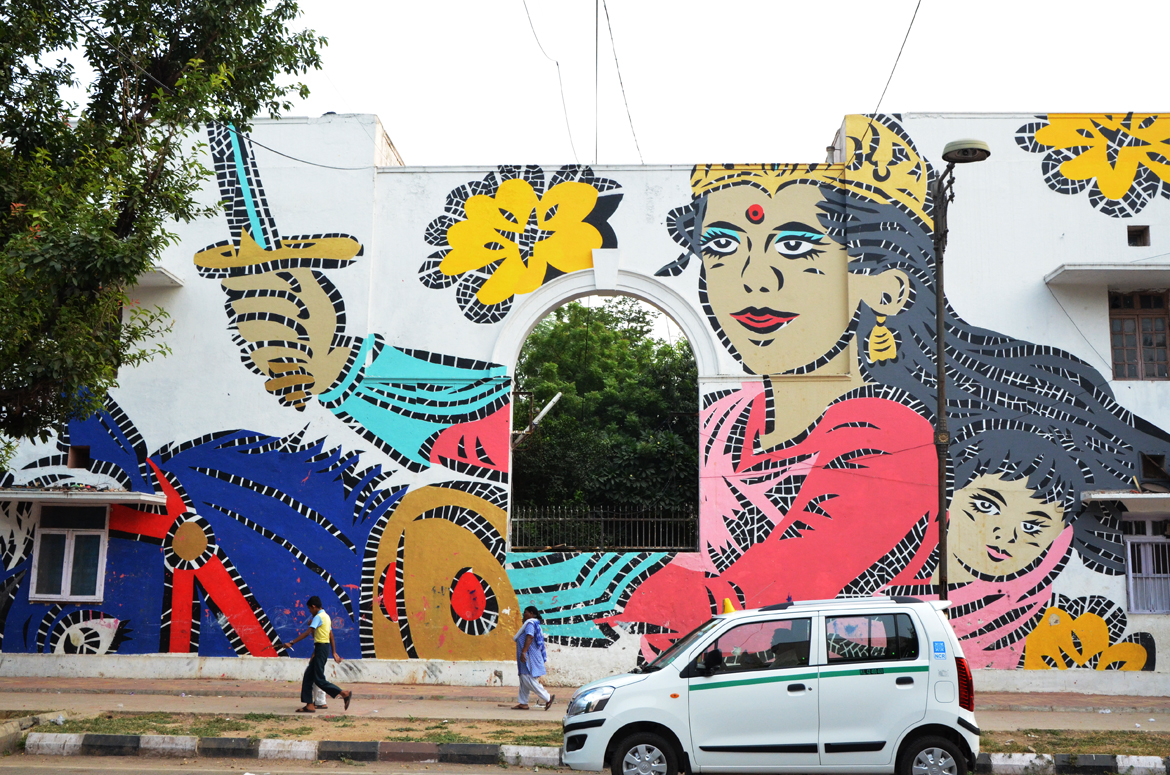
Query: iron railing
[[511, 505, 698, 551]]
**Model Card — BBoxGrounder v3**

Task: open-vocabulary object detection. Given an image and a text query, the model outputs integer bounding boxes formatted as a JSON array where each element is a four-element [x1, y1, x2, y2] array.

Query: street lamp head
[[942, 139, 991, 164]]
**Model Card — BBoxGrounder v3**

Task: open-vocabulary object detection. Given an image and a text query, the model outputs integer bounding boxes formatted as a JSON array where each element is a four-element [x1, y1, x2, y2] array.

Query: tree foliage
[[512, 297, 699, 510], [0, 0, 326, 459]]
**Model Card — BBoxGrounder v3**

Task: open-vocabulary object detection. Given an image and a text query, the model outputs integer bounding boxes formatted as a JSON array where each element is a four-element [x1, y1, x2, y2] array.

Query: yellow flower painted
[[1035, 114, 1170, 199], [1023, 606, 1148, 671], [1017, 113, 1170, 217], [441, 178, 603, 306]]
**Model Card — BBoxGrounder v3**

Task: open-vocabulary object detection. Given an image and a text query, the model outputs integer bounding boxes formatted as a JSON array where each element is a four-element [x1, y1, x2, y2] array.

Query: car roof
[[718, 596, 947, 619]]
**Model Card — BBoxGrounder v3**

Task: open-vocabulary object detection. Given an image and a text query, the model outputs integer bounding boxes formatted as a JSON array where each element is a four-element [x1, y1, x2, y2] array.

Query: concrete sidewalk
[[0, 677, 1167, 731]]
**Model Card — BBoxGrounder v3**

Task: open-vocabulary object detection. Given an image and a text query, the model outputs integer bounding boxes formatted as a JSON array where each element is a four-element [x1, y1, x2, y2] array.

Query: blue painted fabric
[[514, 618, 547, 677]]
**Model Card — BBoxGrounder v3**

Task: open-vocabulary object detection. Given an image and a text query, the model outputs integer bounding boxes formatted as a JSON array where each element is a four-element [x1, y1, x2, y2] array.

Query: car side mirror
[[701, 648, 724, 674]]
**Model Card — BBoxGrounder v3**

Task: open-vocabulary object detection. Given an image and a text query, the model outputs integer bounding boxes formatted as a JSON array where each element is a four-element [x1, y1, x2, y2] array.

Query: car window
[[641, 618, 720, 671], [825, 613, 919, 663], [701, 618, 812, 674]]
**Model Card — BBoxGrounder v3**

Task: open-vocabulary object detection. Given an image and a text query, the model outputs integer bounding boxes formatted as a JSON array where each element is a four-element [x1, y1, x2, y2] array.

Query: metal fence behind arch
[[510, 505, 698, 552]]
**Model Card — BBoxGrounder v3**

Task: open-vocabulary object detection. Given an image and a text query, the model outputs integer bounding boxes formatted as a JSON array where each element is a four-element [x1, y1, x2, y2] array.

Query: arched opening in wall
[[509, 294, 698, 552]]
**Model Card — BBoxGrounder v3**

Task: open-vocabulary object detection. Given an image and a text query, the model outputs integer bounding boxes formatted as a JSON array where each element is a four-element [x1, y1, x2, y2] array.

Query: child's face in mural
[[950, 474, 1065, 578], [700, 183, 905, 375]]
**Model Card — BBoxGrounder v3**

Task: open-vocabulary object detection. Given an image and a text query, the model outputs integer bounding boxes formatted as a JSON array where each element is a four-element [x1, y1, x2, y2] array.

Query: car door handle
[[896, 676, 914, 686], [787, 683, 806, 692]]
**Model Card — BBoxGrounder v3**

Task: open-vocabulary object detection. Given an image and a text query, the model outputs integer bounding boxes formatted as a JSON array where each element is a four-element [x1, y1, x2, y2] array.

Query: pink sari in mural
[[885, 526, 1074, 669], [604, 383, 939, 662]]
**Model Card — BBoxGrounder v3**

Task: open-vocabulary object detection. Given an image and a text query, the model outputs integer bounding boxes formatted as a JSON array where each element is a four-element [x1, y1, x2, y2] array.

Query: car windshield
[[635, 618, 720, 672]]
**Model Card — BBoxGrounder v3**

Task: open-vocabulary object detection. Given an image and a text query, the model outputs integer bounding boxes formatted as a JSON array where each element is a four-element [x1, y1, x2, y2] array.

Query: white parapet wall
[[0, 654, 519, 686], [974, 668, 1170, 696]]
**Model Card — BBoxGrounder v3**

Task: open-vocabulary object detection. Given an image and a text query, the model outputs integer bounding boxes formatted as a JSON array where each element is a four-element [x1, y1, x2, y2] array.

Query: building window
[[30, 506, 108, 603], [1110, 291, 1169, 379], [1123, 516, 1170, 614], [1128, 225, 1151, 247]]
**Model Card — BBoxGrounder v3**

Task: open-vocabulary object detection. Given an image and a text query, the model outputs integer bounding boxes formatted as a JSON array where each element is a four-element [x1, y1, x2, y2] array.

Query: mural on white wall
[[2, 114, 1166, 673]]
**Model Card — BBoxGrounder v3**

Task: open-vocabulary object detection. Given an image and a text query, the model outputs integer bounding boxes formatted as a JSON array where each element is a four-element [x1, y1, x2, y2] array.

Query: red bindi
[[746, 204, 765, 224]]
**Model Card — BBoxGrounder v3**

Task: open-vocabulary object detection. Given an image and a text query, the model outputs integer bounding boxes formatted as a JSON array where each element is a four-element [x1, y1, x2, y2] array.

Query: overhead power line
[[522, 0, 580, 164], [601, 0, 643, 164], [873, 0, 922, 115]]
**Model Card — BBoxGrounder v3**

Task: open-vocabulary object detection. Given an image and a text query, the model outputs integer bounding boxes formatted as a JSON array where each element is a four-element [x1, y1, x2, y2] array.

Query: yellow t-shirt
[[311, 611, 332, 644]]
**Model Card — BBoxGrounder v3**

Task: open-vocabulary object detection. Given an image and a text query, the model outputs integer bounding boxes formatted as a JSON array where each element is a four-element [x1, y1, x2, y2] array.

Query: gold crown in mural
[[689, 115, 933, 228]]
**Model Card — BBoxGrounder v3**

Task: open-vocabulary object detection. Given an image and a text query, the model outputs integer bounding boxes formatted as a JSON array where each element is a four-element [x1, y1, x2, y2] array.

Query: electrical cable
[[61, 3, 375, 171], [872, 0, 922, 116], [600, 0, 643, 164], [1045, 285, 1114, 371], [522, 0, 580, 164]]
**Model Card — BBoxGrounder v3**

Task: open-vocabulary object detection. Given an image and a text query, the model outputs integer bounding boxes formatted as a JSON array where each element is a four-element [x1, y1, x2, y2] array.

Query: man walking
[[279, 596, 353, 713]]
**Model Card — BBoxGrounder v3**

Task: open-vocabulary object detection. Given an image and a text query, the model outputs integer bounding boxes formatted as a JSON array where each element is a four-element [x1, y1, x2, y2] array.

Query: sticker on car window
[[933, 641, 946, 660]]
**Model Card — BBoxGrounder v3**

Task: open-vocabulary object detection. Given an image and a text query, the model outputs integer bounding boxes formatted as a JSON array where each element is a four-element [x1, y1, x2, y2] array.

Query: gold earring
[[868, 315, 897, 362]]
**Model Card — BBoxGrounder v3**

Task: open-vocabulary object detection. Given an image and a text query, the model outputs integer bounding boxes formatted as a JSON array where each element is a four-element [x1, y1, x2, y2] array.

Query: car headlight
[[566, 686, 614, 717]]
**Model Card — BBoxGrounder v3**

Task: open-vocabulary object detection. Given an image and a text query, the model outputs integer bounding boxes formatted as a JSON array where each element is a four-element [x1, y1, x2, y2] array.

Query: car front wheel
[[897, 735, 967, 775], [610, 732, 678, 775]]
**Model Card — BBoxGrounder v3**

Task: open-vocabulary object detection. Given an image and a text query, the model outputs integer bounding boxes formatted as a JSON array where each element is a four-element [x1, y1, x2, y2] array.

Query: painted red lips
[[730, 307, 798, 334], [985, 544, 1012, 562]]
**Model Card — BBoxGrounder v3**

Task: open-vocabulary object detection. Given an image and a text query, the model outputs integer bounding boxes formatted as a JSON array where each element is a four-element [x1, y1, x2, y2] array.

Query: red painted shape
[[168, 570, 195, 653], [429, 403, 510, 473], [195, 556, 278, 657], [450, 572, 487, 621], [110, 459, 184, 539]]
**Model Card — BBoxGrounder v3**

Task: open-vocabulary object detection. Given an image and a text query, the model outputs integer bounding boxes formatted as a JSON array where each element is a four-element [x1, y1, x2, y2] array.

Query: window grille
[[1127, 539, 1170, 614]]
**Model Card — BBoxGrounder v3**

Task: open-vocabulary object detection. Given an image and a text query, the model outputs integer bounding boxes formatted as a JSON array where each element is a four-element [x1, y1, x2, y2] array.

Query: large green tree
[[511, 297, 699, 510], [0, 0, 326, 464]]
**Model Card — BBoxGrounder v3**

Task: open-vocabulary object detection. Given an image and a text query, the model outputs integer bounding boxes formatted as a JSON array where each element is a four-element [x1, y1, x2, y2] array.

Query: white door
[[818, 611, 929, 766], [688, 617, 819, 772]]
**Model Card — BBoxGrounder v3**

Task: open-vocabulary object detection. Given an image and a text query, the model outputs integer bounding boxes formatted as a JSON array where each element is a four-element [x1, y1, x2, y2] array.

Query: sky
[[282, 0, 1170, 167]]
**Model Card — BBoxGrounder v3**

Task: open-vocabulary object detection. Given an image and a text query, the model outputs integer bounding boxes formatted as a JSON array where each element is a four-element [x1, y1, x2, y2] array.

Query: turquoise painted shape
[[507, 552, 670, 642], [320, 339, 510, 470]]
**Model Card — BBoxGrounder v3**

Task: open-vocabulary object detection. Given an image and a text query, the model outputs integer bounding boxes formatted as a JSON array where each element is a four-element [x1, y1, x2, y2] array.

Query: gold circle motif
[[173, 521, 208, 561]]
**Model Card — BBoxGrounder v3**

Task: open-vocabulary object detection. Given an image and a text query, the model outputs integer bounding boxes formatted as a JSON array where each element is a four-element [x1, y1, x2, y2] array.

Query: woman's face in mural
[[950, 474, 1065, 578], [700, 183, 906, 375], [701, 184, 847, 374]]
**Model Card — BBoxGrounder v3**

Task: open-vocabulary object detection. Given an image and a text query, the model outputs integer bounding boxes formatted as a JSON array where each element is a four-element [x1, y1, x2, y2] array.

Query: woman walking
[[279, 596, 353, 713], [513, 606, 554, 711]]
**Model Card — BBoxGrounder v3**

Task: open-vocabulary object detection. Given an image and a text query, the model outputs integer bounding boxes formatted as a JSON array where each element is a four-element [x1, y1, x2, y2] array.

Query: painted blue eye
[[773, 231, 824, 258], [701, 228, 741, 255]]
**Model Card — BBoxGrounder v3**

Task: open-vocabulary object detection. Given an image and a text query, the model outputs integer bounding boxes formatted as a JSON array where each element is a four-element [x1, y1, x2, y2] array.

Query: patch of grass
[[277, 725, 313, 738], [186, 717, 252, 738], [980, 729, 1170, 757], [243, 713, 280, 722], [54, 712, 180, 736]]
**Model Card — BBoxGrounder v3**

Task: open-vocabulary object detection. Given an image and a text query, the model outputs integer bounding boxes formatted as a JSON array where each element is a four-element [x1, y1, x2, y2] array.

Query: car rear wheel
[[897, 735, 966, 775], [610, 732, 678, 775]]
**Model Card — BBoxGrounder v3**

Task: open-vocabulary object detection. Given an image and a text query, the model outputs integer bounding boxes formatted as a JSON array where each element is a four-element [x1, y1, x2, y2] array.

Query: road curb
[[21, 734, 1168, 774]]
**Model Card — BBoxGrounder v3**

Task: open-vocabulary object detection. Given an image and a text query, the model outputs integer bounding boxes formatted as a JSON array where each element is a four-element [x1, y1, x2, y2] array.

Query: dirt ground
[[41, 712, 1170, 756], [979, 728, 1170, 756], [49, 711, 564, 745]]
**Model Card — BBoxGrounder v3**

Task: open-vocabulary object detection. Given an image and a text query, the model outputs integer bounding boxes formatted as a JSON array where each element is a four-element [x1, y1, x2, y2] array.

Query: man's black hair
[[307, 596, 322, 608]]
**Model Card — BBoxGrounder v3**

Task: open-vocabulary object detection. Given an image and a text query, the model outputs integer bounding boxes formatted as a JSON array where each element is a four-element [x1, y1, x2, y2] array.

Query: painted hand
[[194, 230, 363, 411]]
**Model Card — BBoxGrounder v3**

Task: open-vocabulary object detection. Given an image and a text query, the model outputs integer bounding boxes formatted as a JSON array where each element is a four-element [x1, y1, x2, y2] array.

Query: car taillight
[[956, 656, 974, 711]]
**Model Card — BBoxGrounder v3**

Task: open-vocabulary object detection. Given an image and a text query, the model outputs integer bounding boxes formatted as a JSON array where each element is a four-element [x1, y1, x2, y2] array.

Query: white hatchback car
[[562, 597, 978, 775]]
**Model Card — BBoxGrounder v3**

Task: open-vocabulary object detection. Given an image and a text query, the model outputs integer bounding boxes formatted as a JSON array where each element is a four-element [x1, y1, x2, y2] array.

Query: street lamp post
[[931, 139, 990, 603]]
